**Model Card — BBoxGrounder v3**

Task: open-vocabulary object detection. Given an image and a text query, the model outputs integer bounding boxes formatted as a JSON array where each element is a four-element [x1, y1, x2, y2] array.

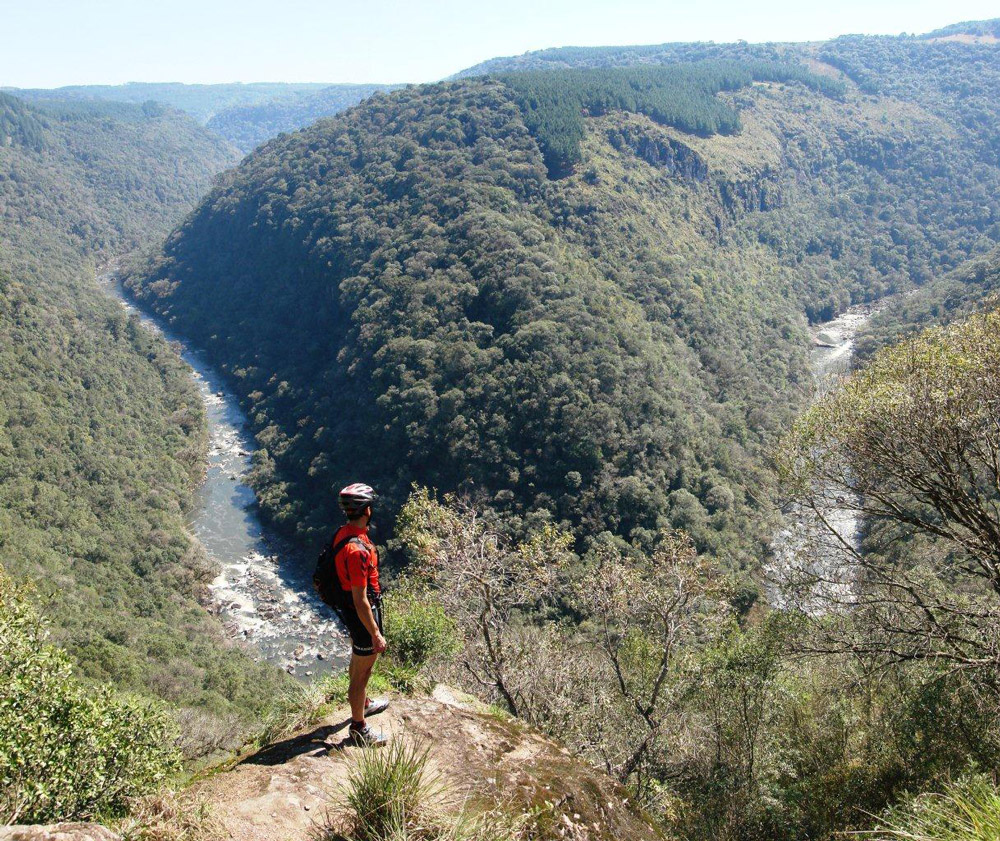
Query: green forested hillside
[[921, 18, 1000, 38], [205, 83, 402, 152], [455, 39, 794, 77], [127, 41, 1000, 564], [7, 81, 403, 152], [856, 245, 1000, 358], [0, 93, 287, 722]]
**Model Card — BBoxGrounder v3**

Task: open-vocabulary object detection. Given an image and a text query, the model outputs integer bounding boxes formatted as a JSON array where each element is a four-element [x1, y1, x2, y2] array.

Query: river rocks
[[0, 824, 120, 841]]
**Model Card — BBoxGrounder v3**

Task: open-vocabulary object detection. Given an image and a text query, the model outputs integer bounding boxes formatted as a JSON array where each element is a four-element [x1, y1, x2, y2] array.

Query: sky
[[2, 0, 998, 88]]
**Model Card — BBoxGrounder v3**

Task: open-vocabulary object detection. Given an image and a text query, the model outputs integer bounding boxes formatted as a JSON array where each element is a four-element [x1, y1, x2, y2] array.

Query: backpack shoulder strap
[[330, 533, 366, 559], [330, 534, 371, 589]]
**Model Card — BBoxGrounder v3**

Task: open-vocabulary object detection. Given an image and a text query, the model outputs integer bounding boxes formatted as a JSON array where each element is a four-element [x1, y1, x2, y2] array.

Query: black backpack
[[313, 533, 364, 610]]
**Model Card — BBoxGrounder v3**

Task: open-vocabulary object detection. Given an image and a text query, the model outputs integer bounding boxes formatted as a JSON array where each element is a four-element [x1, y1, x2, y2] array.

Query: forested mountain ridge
[[1, 96, 239, 265], [857, 245, 1000, 359], [455, 18, 1000, 76], [0, 93, 288, 721], [921, 17, 1000, 40], [205, 83, 403, 152], [127, 33, 1000, 565]]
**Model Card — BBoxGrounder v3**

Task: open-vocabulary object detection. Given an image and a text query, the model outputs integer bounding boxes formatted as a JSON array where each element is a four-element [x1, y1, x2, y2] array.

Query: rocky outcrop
[[717, 168, 782, 213], [186, 687, 665, 841], [607, 124, 708, 181], [0, 825, 119, 841]]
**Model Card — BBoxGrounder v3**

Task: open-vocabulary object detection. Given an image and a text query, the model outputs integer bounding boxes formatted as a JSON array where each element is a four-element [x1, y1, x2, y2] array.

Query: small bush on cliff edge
[[0, 566, 181, 823]]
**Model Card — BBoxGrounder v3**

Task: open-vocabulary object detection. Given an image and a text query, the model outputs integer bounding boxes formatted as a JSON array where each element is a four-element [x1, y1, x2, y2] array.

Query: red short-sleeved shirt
[[333, 524, 380, 596]]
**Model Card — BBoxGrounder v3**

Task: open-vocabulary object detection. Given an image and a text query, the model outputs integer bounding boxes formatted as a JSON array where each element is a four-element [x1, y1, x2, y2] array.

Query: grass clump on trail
[[327, 739, 524, 841], [870, 775, 1000, 841]]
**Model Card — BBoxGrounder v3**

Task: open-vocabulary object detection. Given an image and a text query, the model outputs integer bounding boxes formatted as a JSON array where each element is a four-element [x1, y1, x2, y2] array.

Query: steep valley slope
[[127, 33, 1000, 572], [0, 92, 290, 721]]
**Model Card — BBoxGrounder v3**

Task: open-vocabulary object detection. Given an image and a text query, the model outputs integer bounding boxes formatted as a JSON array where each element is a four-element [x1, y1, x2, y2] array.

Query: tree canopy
[[128, 39, 1000, 564]]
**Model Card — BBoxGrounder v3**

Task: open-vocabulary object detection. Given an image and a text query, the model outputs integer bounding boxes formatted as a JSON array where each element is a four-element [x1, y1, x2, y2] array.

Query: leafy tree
[[575, 530, 723, 783], [779, 309, 1000, 684], [396, 487, 573, 716]]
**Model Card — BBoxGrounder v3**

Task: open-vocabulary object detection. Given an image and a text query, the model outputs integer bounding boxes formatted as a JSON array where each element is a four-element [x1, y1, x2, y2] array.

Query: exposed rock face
[[607, 124, 709, 180], [0, 825, 120, 841], [606, 121, 782, 217], [717, 168, 782, 213]]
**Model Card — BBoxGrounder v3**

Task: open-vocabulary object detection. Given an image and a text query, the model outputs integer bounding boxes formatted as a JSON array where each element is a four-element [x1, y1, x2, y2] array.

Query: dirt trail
[[189, 687, 662, 841]]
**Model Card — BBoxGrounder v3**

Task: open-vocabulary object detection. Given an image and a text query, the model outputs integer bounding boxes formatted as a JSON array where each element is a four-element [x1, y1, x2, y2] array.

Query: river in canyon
[[767, 302, 884, 609], [101, 274, 350, 678]]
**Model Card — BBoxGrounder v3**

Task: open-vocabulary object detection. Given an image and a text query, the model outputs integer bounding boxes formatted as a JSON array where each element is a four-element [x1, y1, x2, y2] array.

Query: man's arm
[[352, 585, 387, 653]]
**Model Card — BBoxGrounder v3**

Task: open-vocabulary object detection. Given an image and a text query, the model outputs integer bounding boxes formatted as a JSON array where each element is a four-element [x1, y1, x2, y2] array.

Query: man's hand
[[373, 632, 387, 654]]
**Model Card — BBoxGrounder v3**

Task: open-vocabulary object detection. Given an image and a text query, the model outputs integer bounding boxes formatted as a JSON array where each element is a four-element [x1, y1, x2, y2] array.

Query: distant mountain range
[[4, 80, 402, 153], [454, 17, 1000, 76], [204, 83, 403, 152], [2, 81, 331, 123]]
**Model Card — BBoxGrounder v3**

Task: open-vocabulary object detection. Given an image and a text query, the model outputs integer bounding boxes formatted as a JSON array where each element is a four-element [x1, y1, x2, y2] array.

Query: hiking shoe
[[365, 696, 389, 717], [349, 723, 388, 747]]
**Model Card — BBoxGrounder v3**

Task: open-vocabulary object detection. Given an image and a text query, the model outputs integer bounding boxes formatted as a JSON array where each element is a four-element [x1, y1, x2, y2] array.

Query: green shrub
[[385, 587, 461, 673], [0, 569, 181, 823]]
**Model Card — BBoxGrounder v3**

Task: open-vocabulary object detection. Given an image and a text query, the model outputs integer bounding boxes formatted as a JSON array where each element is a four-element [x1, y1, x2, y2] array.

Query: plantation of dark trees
[[497, 62, 845, 175]]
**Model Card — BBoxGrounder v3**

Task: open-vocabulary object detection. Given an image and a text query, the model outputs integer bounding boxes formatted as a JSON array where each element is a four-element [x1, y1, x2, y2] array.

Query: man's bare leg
[[349, 651, 379, 723]]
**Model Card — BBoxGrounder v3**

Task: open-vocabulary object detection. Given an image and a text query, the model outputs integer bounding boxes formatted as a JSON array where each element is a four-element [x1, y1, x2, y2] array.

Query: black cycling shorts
[[339, 601, 383, 656]]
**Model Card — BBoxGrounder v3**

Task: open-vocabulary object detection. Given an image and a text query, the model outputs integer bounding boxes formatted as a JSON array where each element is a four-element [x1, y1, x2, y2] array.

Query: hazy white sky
[[3, 0, 998, 88]]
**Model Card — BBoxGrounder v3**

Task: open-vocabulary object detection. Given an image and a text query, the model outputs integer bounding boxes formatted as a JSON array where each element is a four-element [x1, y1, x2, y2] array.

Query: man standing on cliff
[[331, 482, 389, 746]]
